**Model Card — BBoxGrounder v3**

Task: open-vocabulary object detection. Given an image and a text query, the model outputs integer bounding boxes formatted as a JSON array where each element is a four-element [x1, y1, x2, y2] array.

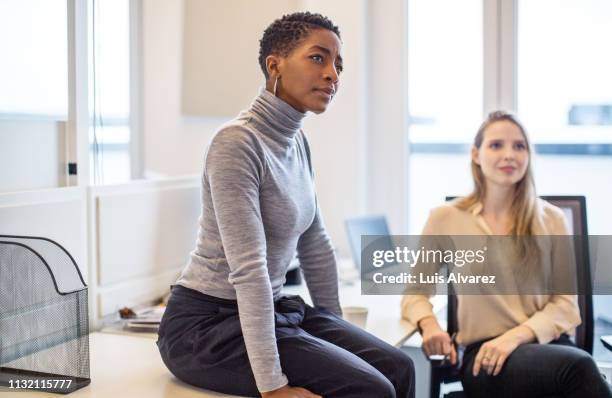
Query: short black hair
[[258, 12, 341, 79]]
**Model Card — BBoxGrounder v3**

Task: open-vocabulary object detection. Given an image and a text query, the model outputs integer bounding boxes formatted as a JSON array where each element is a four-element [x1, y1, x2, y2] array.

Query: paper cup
[[343, 306, 368, 328]]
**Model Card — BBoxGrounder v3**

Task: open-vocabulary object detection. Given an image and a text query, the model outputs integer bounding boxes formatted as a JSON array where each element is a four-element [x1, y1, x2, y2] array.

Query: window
[[89, 0, 132, 184], [0, 0, 68, 118], [408, 0, 612, 364], [518, 0, 612, 363], [407, 0, 483, 232], [518, 0, 612, 145], [0, 0, 70, 192], [407, 0, 483, 144]]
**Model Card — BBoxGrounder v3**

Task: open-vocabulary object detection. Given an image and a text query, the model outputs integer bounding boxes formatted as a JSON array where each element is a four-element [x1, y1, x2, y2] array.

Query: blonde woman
[[402, 111, 611, 397]]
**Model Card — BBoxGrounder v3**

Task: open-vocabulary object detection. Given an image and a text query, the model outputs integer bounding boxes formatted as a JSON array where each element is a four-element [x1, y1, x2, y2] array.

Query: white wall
[[88, 177, 201, 325], [366, 0, 410, 235], [142, 0, 226, 177], [0, 119, 67, 192], [0, 187, 88, 283], [181, 0, 301, 117]]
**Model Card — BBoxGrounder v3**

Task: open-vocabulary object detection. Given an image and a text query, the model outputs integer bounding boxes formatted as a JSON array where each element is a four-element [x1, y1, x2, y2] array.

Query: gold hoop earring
[[273, 76, 280, 97]]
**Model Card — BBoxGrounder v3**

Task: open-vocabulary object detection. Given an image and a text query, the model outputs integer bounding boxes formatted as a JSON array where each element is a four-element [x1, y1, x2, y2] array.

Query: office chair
[[428, 196, 593, 398]]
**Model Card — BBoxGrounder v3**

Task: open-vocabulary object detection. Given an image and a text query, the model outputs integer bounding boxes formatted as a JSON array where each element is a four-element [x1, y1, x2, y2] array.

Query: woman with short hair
[[158, 12, 415, 398]]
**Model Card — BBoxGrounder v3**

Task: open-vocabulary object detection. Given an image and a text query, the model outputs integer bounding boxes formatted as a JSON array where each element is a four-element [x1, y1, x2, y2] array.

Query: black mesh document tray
[[0, 235, 90, 394]]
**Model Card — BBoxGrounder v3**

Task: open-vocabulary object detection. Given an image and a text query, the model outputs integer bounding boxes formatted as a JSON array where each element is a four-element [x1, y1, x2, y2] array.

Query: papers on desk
[[122, 305, 165, 332], [126, 320, 161, 331]]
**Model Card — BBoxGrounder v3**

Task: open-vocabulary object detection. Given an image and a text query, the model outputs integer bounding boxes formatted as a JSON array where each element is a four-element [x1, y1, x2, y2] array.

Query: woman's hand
[[261, 385, 322, 398], [472, 325, 536, 377], [419, 316, 457, 365]]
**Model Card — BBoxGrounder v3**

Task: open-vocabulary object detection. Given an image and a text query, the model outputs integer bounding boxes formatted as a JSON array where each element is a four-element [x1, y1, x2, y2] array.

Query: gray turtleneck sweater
[[176, 88, 341, 392]]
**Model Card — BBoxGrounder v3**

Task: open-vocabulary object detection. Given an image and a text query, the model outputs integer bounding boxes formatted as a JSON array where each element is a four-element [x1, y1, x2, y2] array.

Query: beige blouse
[[401, 198, 582, 345]]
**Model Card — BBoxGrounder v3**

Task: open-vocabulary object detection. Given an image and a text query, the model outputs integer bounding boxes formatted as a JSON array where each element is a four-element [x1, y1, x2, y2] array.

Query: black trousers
[[157, 285, 415, 398], [460, 335, 612, 398]]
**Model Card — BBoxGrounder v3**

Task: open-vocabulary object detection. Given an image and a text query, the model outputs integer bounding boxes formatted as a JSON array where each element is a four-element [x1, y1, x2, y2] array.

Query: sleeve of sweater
[[205, 128, 288, 393], [522, 204, 582, 344], [297, 203, 342, 315]]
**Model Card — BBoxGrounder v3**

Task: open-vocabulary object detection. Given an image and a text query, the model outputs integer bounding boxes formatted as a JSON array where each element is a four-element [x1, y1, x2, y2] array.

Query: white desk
[[6, 281, 422, 398], [0, 332, 242, 398]]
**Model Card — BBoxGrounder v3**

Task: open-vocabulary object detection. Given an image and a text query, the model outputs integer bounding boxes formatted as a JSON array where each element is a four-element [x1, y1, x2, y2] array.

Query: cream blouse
[[401, 198, 582, 345]]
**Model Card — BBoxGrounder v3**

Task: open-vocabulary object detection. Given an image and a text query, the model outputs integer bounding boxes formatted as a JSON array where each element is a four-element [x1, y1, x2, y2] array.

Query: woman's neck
[[480, 185, 516, 234]]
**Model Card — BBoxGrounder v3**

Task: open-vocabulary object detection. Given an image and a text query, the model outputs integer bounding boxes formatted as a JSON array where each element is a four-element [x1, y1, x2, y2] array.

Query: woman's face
[[268, 28, 343, 114], [472, 120, 530, 188]]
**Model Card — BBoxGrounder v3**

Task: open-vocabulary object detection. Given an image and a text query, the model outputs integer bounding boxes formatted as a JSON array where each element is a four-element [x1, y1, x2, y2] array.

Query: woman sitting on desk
[[157, 12, 415, 398], [402, 111, 611, 397]]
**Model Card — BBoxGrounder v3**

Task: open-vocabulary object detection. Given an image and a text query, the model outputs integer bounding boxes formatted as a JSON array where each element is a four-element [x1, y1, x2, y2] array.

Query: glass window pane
[[89, 0, 131, 184], [518, 0, 612, 143], [0, 0, 68, 117], [408, 0, 483, 143], [519, 0, 612, 363], [90, 0, 130, 119], [407, 0, 483, 235]]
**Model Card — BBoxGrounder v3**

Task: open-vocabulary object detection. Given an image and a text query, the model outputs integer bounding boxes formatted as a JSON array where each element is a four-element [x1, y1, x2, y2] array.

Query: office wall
[[142, 0, 224, 178], [366, 0, 410, 235], [181, 0, 301, 117], [0, 119, 66, 192], [89, 177, 200, 323], [142, 0, 309, 174], [0, 187, 88, 282], [141, 0, 371, 255]]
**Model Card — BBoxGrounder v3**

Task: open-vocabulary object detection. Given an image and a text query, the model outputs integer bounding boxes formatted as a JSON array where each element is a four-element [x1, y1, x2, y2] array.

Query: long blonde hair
[[455, 111, 539, 274]]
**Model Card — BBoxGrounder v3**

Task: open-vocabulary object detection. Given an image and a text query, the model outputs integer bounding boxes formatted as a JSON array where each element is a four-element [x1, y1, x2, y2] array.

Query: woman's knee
[[560, 348, 607, 391], [572, 352, 598, 374], [370, 351, 414, 398], [564, 348, 598, 377], [394, 352, 416, 389], [400, 353, 415, 376], [367, 347, 414, 397], [358, 372, 397, 398]]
